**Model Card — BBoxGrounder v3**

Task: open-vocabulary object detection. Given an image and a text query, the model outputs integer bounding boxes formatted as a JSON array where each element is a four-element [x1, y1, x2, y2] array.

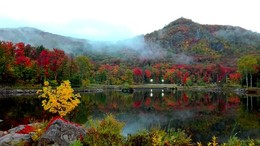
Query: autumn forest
[[0, 40, 259, 88]]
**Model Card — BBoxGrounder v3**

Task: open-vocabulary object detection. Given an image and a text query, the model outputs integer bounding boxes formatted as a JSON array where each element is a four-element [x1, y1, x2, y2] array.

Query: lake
[[0, 89, 260, 143]]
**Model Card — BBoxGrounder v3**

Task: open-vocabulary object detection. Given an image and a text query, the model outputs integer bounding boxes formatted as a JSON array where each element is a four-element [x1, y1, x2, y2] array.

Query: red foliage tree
[[37, 50, 51, 78], [182, 72, 189, 85], [14, 42, 31, 67], [229, 72, 241, 82], [49, 48, 68, 80], [144, 69, 151, 78], [133, 67, 143, 76]]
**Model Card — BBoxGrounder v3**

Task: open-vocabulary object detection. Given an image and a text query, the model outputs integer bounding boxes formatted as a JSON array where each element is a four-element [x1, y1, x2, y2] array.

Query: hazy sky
[[0, 0, 259, 41]]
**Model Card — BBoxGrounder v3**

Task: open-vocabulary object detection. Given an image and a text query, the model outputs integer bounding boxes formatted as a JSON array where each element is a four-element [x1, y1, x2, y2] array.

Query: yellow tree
[[37, 80, 80, 117]]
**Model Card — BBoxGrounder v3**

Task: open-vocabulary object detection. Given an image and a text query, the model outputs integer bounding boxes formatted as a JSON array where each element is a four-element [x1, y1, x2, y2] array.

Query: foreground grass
[[12, 114, 259, 146]]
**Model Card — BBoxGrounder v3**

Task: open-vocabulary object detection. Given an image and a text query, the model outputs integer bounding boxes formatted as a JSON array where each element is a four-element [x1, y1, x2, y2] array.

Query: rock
[[8, 125, 25, 134], [38, 117, 86, 146], [0, 124, 35, 145], [0, 133, 32, 146], [0, 131, 4, 137]]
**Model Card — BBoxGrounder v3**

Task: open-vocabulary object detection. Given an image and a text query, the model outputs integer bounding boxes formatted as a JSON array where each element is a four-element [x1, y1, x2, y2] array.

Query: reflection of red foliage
[[133, 101, 142, 108], [182, 93, 189, 103], [228, 97, 240, 104], [145, 97, 151, 106], [16, 125, 35, 134], [153, 101, 161, 111], [203, 94, 210, 104], [207, 105, 216, 111], [218, 99, 226, 112], [167, 101, 175, 107]]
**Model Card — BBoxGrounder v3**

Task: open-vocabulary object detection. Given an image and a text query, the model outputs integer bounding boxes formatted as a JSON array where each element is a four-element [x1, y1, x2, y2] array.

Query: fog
[[117, 111, 195, 136]]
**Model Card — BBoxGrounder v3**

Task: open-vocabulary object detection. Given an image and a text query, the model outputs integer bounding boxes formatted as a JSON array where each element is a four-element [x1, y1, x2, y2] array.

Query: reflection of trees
[[0, 95, 48, 130], [238, 96, 260, 130], [78, 92, 134, 112], [237, 106, 260, 130]]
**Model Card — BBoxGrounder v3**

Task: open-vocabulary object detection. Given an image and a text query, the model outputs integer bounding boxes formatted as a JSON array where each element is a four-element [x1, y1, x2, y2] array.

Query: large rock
[[38, 117, 86, 146], [0, 125, 32, 146]]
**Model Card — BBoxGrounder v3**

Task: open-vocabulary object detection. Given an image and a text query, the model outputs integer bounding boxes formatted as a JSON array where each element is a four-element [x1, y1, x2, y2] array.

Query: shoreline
[[0, 84, 259, 96]]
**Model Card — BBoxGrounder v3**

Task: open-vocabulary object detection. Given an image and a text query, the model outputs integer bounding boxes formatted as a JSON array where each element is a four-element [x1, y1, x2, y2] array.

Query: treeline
[[0, 41, 259, 87]]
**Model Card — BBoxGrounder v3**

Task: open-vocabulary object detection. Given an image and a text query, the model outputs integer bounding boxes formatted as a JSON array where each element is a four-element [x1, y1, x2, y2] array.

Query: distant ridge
[[144, 17, 260, 56], [0, 27, 91, 54], [0, 17, 260, 66]]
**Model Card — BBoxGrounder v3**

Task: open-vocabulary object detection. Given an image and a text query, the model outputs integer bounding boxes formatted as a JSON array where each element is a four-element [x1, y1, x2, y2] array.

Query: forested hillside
[[0, 18, 260, 87], [0, 41, 259, 87], [144, 17, 260, 66], [1, 18, 260, 67]]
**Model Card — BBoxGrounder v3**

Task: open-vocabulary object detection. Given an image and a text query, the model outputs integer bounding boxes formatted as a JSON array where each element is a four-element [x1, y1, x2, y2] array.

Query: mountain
[[1, 18, 260, 65], [144, 17, 260, 57], [0, 27, 91, 54]]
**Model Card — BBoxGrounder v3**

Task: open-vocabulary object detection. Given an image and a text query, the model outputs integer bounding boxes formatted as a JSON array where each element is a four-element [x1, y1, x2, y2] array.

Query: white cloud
[[0, 0, 260, 41]]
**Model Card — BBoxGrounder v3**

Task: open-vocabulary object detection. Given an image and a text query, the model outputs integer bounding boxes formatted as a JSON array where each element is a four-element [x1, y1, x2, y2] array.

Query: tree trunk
[[250, 73, 253, 87], [246, 72, 248, 88]]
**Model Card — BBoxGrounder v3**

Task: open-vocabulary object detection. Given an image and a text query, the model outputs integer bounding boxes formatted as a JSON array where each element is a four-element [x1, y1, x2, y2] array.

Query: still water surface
[[0, 89, 260, 143]]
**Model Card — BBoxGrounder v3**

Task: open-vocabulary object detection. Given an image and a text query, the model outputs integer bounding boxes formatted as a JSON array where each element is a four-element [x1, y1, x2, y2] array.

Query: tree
[[123, 69, 134, 84], [0, 41, 16, 84], [14, 42, 31, 67], [133, 67, 143, 83], [238, 55, 258, 87], [75, 55, 93, 87], [49, 48, 68, 81], [37, 50, 51, 80], [37, 80, 81, 117]]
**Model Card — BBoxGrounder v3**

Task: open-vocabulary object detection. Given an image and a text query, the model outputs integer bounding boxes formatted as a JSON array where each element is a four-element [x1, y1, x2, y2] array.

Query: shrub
[[37, 80, 81, 117], [83, 114, 125, 146], [163, 129, 192, 146], [69, 139, 83, 146]]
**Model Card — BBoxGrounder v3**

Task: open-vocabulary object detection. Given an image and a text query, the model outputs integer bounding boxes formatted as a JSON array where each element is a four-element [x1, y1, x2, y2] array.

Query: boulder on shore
[[38, 117, 86, 146]]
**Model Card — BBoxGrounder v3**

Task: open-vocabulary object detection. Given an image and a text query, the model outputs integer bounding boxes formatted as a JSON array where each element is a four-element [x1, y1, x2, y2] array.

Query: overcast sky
[[0, 0, 259, 41]]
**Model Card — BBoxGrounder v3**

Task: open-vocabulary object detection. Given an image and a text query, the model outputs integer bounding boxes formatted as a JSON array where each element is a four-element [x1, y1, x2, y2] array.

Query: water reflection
[[0, 90, 260, 143]]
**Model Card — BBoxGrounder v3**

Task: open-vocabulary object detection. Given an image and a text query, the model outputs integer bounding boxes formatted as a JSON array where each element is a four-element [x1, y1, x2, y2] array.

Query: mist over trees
[[1, 40, 259, 87], [1, 18, 260, 87]]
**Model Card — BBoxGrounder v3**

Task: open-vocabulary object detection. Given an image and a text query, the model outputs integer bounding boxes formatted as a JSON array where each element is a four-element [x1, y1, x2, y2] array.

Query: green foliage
[[238, 55, 258, 74], [126, 130, 151, 146], [125, 128, 192, 146], [12, 114, 259, 145], [49, 79, 58, 86], [83, 114, 125, 146], [219, 135, 256, 146], [69, 139, 83, 146], [124, 69, 134, 85], [238, 55, 259, 87], [75, 55, 93, 86], [237, 107, 260, 130], [163, 129, 192, 146]]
